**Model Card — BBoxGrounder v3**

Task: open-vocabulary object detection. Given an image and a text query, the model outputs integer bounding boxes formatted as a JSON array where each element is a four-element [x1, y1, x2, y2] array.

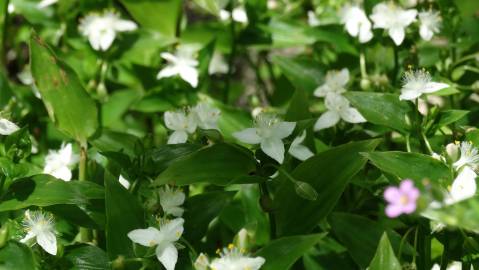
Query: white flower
[[370, 3, 417, 45], [159, 186, 186, 217], [208, 53, 229, 75], [43, 143, 78, 181], [445, 166, 477, 204], [314, 68, 349, 97], [17, 66, 41, 98], [191, 102, 221, 130], [314, 93, 366, 131], [399, 69, 449, 100], [37, 0, 58, 9], [194, 253, 210, 270], [288, 130, 314, 161], [418, 10, 441, 41], [164, 110, 197, 144], [308, 11, 320, 27], [157, 48, 199, 88], [209, 245, 265, 270], [128, 218, 184, 270], [233, 114, 296, 163], [20, 210, 57, 255], [453, 141, 479, 170], [0, 118, 20, 135], [340, 5, 373, 43], [79, 11, 137, 51], [118, 174, 130, 189], [219, 7, 248, 24]]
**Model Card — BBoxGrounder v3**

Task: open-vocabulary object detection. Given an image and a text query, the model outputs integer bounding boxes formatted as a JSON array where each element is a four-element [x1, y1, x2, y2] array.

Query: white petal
[[99, 30, 116, 51], [345, 20, 360, 37], [0, 118, 20, 135], [399, 9, 418, 25], [271, 122, 296, 139], [420, 25, 433, 41], [261, 138, 285, 163], [160, 218, 184, 242], [449, 166, 477, 203], [157, 66, 178, 79], [289, 144, 314, 161], [399, 89, 422, 100], [37, 231, 57, 255], [358, 24, 373, 43], [313, 85, 330, 97], [179, 65, 199, 88], [389, 26, 405, 46], [168, 131, 188, 144], [233, 128, 262, 144], [337, 68, 350, 86], [156, 243, 178, 270], [114, 20, 137, 32], [127, 227, 162, 247], [119, 175, 131, 189], [314, 111, 340, 131], [50, 166, 72, 181], [20, 231, 36, 243], [37, 0, 58, 8], [422, 82, 449, 93], [340, 107, 366, 123]]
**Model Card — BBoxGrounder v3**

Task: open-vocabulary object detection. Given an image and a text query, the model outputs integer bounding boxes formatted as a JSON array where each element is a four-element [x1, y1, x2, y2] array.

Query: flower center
[[399, 195, 409, 205]]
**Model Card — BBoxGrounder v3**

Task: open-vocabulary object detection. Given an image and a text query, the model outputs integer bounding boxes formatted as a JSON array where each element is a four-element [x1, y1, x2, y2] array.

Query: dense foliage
[[1, 0, 479, 269]]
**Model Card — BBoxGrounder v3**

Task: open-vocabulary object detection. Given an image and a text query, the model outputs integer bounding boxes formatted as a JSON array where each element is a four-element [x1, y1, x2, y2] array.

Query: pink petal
[[408, 188, 420, 200], [402, 202, 417, 214], [384, 187, 401, 203], [385, 204, 402, 218], [399, 179, 414, 192]]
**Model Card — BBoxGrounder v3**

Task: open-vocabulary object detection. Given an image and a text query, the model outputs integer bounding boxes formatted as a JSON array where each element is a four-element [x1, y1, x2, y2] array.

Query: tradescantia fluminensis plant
[[1, 0, 479, 269]]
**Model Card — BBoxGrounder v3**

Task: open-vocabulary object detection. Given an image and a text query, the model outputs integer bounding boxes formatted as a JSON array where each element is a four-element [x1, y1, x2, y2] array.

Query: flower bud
[[445, 142, 459, 161]]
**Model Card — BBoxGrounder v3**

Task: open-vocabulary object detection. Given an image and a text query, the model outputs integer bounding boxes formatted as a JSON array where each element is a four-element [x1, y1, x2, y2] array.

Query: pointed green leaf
[[0, 241, 37, 270], [368, 233, 402, 270]]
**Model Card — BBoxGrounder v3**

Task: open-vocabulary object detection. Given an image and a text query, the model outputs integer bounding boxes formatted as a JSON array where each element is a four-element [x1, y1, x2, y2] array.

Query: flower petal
[[314, 111, 340, 131], [160, 218, 184, 242], [389, 26, 405, 46], [168, 131, 188, 144], [157, 66, 178, 80], [127, 227, 161, 247], [339, 107, 366, 123], [37, 231, 57, 255], [156, 243, 178, 270], [422, 82, 449, 93], [271, 122, 296, 139], [261, 138, 285, 163], [385, 204, 403, 218], [233, 128, 262, 144], [289, 144, 314, 161], [114, 20, 137, 32], [384, 187, 401, 203], [0, 118, 20, 135], [179, 65, 199, 88], [450, 166, 477, 203], [399, 89, 422, 101]]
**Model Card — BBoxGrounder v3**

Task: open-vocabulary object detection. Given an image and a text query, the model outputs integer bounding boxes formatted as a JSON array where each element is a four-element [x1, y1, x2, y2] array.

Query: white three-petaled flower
[[399, 69, 449, 100], [159, 186, 186, 217], [43, 143, 78, 181], [418, 10, 441, 41], [233, 114, 295, 164], [164, 110, 197, 144], [21, 210, 57, 255], [453, 141, 479, 170], [314, 68, 349, 97], [128, 218, 184, 270], [157, 48, 199, 88], [340, 5, 373, 43], [370, 2, 417, 46], [288, 130, 314, 161], [208, 245, 265, 270], [79, 11, 137, 51], [190, 102, 221, 130], [0, 118, 20, 135], [314, 93, 366, 131]]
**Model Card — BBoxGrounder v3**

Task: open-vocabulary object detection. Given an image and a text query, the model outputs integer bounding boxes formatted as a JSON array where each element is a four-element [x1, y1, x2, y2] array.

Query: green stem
[[405, 134, 411, 152], [439, 232, 449, 270], [398, 226, 415, 261], [259, 182, 276, 240], [78, 143, 91, 242], [359, 47, 367, 79], [181, 237, 198, 259], [224, 0, 236, 103]]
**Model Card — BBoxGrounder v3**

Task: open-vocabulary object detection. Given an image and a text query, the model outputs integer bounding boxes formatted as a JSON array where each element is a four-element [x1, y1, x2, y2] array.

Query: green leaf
[[0, 73, 13, 108], [64, 244, 109, 270], [193, 0, 222, 16], [105, 171, 144, 260], [429, 110, 469, 134], [285, 89, 311, 121], [344, 92, 411, 133], [143, 144, 202, 175], [368, 233, 402, 270], [30, 33, 98, 144], [273, 139, 380, 236], [0, 241, 37, 270], [118, 0, 182, 38], [330, 213, 413, 268], [0, 174, 104, 212], [363, 151, 452, 182], [256, 233, 326, 270], [272, 56, 323, 93], [90, 129, 141, 158], [154, 143, 257, 186], [183, 191, 236, 243]]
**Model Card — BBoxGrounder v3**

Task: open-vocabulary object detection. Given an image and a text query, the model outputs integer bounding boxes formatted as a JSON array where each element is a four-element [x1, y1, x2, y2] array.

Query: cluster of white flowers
[[233, 113, 314, 163], [399, 69, 449, 101], [313, 68, 366, 131], [164, 102, 221, 144], [194, 244, 265, 270], [43, 143, 78, 181], [79, 10, 137, 51], [338, 2, 441, 45]]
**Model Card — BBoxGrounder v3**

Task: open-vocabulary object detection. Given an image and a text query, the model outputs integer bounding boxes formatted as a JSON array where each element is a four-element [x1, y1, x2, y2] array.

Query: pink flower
[[383, 179, 420, 218]]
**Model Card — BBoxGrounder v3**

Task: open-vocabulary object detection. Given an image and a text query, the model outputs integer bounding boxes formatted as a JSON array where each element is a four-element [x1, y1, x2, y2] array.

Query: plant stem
[[0, 0, 8, 74], [224, 0, 236, 104], [78, 143, 91, 242], [439, 232, 449, 270], [181, 237, 198, 259], [259, 182, 276, 240]]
